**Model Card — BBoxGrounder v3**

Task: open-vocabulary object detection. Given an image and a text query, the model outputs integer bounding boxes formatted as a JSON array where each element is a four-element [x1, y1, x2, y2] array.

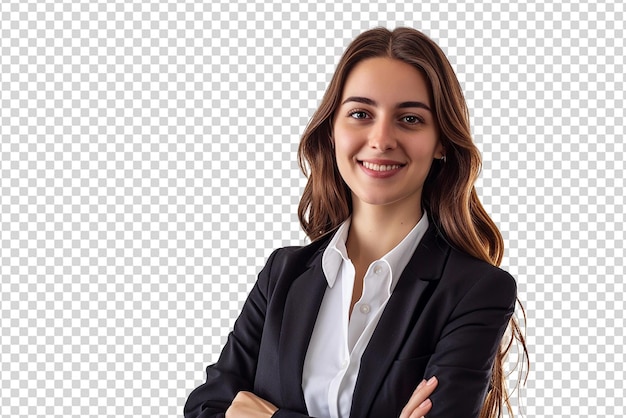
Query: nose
[[368, 118, 397, 151]]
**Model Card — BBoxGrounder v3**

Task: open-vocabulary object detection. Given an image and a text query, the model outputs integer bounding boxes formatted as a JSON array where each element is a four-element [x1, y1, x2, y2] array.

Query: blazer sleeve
[[184, 249, 279, 418], [424, 269, 517, 418], [183, 249, 316, 418]]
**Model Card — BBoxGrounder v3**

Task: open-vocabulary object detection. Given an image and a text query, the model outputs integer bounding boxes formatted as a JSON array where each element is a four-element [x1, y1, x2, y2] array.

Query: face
[[332, 57, 443, 211]]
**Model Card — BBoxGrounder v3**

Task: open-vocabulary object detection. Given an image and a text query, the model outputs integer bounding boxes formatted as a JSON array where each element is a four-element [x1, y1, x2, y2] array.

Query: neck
[[346, 199, 423, 264]]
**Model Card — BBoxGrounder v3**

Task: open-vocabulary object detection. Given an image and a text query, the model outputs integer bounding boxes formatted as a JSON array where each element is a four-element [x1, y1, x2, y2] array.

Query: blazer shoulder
[[447, 246, 515, 278], [258, 234, 331, 290], [444, 247, 517, 302], [270, 232, 331, 267]]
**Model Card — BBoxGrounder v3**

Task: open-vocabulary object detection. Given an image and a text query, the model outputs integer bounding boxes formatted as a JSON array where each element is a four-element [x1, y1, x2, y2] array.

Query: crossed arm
[[225, 376, 438, 418]]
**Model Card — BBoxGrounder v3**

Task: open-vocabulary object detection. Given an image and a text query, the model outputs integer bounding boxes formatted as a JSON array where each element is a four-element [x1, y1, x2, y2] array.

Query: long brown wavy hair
[[297, 27, 529, 417]]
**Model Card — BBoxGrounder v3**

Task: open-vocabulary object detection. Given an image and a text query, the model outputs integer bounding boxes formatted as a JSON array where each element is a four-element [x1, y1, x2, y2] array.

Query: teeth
[[362, 161, 402, 171]]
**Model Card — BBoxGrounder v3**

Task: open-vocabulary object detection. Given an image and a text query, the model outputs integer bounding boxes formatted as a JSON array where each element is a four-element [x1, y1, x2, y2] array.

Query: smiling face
[[332, 57, 444, 212]]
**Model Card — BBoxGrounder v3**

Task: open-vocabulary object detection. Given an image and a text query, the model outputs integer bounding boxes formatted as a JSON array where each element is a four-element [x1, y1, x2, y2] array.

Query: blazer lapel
[[350, 224, 450, 418], [277, 246, 328, 412]]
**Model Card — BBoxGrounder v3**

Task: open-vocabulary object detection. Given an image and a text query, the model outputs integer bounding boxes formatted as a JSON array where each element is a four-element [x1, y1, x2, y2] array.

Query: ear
[[434, 142, 445, 159]]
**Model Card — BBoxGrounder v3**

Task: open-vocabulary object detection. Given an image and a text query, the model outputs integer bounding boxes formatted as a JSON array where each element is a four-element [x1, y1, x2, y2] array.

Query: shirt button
[[360, 304, 371, 314], [373, 265, 383, 274], [342, 359, 349, 369]]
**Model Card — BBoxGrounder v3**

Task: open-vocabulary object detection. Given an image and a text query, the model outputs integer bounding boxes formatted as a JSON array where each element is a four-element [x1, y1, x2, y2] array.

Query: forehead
[[341, 57, 430, 105]]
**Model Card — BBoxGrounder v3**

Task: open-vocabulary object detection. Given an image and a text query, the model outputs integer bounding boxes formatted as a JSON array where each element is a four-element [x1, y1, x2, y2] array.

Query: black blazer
[[184, 222, 516, 418]]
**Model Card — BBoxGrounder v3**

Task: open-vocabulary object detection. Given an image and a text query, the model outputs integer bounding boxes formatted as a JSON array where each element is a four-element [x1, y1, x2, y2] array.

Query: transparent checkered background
[[1, 0, 624, 417]]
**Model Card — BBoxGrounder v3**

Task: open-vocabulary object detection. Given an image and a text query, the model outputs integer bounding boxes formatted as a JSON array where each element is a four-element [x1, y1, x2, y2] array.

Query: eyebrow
[[341, 96, 432, 111]]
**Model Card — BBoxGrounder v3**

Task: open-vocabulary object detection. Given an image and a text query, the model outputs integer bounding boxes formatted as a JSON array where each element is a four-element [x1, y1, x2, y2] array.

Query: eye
[[401, 115, 424, 125], [348, 110, 370, 119]]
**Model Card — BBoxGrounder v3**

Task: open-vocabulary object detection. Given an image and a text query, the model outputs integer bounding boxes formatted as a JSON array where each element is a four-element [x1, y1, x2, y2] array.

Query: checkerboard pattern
[[1, 1, 624, 416]]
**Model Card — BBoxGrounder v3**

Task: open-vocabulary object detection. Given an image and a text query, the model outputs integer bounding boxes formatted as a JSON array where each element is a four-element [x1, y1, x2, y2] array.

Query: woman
[[185, 27, 527, 418]]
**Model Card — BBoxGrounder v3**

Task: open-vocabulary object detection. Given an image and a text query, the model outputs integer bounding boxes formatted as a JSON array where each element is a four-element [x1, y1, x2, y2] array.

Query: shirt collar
[[321, 218, 352, 288], [321, 212, 429, 289]]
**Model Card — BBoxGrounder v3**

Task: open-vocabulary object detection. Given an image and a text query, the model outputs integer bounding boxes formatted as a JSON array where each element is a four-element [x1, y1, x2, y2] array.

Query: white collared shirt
[[301, 212, 429, 418]]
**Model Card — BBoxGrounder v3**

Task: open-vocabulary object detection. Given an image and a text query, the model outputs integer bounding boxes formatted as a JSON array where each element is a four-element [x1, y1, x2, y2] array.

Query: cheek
[[410, 131, 440, 156], [332, 127, 360, 158], [407, 141, 438, 161]]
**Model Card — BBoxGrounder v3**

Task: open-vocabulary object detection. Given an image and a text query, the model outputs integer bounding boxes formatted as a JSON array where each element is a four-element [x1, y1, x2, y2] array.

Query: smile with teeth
[[361, 161, 404, 171]]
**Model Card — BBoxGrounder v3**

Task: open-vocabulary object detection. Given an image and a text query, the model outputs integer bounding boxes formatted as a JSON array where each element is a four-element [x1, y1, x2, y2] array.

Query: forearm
[[423, 272, 516, 417]]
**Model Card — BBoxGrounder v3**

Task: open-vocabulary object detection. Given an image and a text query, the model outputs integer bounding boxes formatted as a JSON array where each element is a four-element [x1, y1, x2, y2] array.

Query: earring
[[440, 155, 446, 163]]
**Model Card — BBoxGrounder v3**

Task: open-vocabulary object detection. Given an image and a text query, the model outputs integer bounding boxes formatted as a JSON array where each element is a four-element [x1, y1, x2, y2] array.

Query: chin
[[354, 194, 404, 207], [352, 188, 423, 209]]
